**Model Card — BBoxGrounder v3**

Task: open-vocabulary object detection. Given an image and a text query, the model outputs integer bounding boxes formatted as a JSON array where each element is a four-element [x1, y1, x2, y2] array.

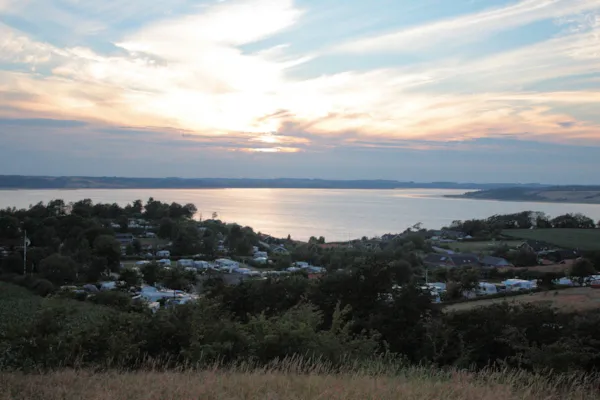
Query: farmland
[[502, 229, 600, 251], [448, 240, 523, 254], [445, 287, 600, 313]]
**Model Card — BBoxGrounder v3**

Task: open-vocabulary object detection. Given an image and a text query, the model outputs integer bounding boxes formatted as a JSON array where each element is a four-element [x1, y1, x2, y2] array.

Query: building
[[518, 240, 552, 254], [423, 253, 480, 268], [115, 233, 134, 245], [271, 246, 289, 255], [480, 255, 513, 268]]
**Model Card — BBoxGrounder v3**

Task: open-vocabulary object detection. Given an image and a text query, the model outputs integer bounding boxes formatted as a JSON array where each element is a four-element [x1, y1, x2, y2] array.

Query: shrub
[[88, 291, 132, 311], [31, 279, 56, 297]]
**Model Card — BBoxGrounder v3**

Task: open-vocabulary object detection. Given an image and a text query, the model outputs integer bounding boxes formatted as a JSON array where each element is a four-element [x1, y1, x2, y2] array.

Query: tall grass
[[1, 358, 598, 400]]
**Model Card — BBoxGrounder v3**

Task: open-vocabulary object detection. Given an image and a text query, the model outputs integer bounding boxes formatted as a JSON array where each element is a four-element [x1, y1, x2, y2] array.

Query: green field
[[447, 240, 523, 254], [502, 229, 600, 251]]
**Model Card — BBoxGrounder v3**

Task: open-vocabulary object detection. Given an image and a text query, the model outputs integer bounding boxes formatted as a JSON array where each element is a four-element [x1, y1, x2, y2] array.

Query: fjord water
[[2, 188, 600, 241]]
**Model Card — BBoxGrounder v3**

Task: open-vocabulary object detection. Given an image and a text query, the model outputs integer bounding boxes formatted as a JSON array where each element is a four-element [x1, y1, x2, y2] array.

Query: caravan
[[502, 279, 536, 291]]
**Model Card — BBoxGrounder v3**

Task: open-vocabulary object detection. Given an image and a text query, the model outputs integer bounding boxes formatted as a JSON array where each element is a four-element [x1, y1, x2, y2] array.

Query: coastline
[[444, 194, 600, 206]]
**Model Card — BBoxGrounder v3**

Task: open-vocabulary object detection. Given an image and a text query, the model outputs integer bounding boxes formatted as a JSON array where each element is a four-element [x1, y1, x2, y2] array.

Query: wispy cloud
[[0, 0, 599, 174], [333, 0, 600, 54]]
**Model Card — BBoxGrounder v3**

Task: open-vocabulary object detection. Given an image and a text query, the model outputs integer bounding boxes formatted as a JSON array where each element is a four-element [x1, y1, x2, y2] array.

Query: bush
[[88, 291, 133, 311], [31, 279, 56, 297]]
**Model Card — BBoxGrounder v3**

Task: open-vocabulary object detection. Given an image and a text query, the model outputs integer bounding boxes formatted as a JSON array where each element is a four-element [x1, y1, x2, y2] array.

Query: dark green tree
[[39, 254, 78, 285]]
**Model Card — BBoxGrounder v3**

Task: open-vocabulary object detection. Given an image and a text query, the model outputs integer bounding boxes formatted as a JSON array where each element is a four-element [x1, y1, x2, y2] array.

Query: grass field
[[445, 287, 600, 313], [449, 240, 523, 254], [1, 365, 598, 400], [502, 229, 600, 251], [0, 282, 117, 334]]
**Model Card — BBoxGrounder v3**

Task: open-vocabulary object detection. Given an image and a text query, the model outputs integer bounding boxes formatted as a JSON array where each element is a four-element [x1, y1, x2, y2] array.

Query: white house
[[293, 261, 310, 269], [477, 282, 498, 296], [502, 279, 536, 291], [272, 246, 289, 255], [427, 282, 447, 293], [254, 251, 268, 259], [99, 281, 117, 291], [193, 260, 211, 270], [156, 250, 170, 258], [157, 259, 171, 266], [177, 259, 194, 267], [215, 258, 239, 271]]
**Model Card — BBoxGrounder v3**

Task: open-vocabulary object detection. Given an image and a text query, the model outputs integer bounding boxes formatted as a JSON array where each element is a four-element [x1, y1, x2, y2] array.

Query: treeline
[[445, 211, 599, 237]]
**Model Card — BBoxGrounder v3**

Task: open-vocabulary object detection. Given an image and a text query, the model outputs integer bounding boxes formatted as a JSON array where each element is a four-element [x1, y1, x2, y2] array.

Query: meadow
[[449, 240, 523, 254], [1, 362, 599, 400], [502, 229, 600, 251], [445, 287, 600, 313]]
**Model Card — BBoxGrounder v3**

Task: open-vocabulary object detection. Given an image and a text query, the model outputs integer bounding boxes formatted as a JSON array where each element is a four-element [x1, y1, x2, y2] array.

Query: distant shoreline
[[446, 186, 600, 206], [445, 194, 600, 205], [0, 175, 558, 191]]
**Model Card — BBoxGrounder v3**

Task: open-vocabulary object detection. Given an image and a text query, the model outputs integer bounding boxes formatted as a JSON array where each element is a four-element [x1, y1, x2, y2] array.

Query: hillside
[[1, 366, 597, 400], [450, 186, 600, 204], [0, 175, 549, 190]]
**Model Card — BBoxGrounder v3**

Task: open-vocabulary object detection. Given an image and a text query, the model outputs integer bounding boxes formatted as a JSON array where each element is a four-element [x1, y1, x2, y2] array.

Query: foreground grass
[[1, 365, 598, 400]]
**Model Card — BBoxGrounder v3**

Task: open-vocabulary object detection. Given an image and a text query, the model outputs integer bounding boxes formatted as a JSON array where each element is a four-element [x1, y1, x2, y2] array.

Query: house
[[518, 240, 552, 254], [423, 253, 480, 268], [156, 250, 170, 258], [502, 279, 537, 291], [546, 249, 580, 262], [271, 246, 289, 255], [480, 256, 513, 268], [423, 254, 455, 268], [193, 260, 211, 270], [432, 246, 455, 255], [215, 258, 239, 271], [115, 233, 134, 245], [441, 230, 466, 239], [477, 282, 498, 295], [177, 259, 194, 267]]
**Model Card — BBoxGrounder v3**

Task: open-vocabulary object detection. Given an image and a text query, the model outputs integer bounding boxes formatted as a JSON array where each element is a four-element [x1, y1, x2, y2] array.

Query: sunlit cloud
[[0, 0, 599, 163]]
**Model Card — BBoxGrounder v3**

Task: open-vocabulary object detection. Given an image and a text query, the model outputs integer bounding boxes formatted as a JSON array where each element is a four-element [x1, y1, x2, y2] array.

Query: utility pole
[[23, 229, 27, 275]]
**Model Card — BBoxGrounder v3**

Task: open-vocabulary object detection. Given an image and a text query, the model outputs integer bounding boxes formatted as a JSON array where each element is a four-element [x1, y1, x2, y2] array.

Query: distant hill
[[449, 186, 600, 204], [0, 175, 552, 190]]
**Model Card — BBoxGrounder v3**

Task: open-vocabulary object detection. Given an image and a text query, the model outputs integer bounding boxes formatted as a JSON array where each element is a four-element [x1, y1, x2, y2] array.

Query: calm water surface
[[2, 189, 600, 241]]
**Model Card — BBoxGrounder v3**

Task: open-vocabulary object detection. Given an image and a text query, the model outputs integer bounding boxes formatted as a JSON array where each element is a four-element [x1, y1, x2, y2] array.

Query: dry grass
[[498, 263, 571, 274], [446, 287, 600, 312], [1, 364, 599, 400]]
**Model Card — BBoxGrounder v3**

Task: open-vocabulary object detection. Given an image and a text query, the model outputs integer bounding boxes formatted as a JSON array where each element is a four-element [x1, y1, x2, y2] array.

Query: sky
[[1, 0, 600, 184]]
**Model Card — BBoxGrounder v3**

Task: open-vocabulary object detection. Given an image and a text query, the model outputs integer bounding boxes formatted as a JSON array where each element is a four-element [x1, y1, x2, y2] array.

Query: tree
[[172, 224, 201, 256], [158, 218, 176, 239], [570, 258, 596, 286], [0, 215, 21, 240], [39, 254, 78, 285], [182, 203, 197, 219], [141, 262, 165, 286], [93, 235, 121, 270], [119, 267, 141, 288], [163, 266, 197, 291], [132, 239, 142, 254]]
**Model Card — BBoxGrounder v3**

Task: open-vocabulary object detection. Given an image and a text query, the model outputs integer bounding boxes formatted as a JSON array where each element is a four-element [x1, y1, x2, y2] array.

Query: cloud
[[0, 0, 599, 164], [333, 0, 600, 54]]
